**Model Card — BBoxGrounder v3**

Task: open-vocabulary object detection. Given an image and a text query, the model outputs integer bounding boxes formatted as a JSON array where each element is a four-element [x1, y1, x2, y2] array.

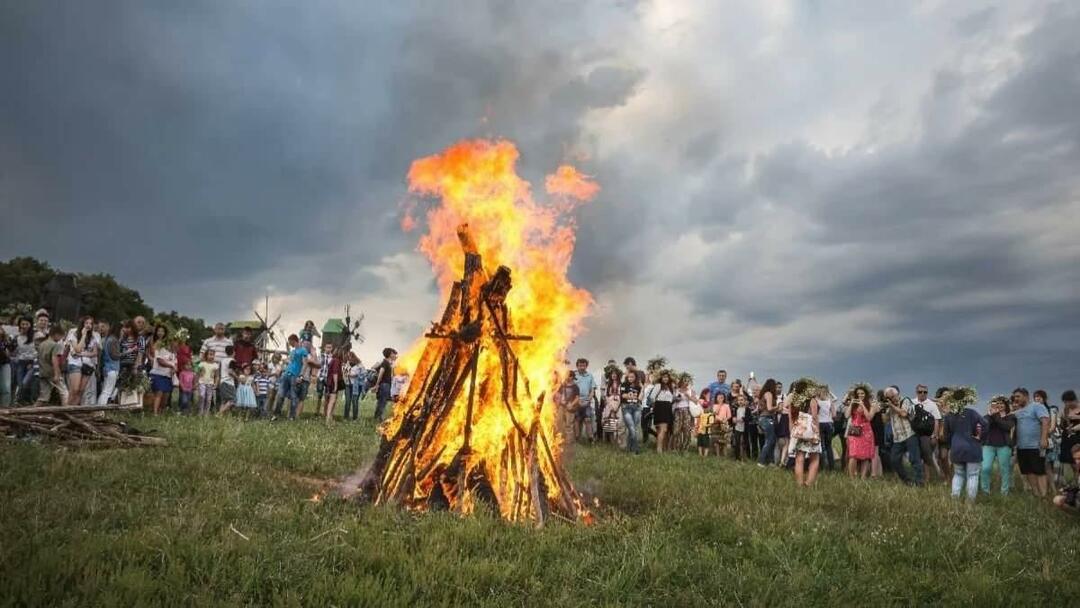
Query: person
[[788, 385, 822, 487], [774, 392, 791, 466], [845, 384, 876, 479], [116, 320, 140, 400], [572, 358, 597, 443], [177, 360, 196, 415], [555, 369, 581, 439], [670, 376, 695, 452], [933, 387, 953, 481], [35, 324, 69, 405], [266, 352, 281, 408], [233, 328, 257, 369], [133, 316, 152, 370], [390, 369, 409, 403], [216, 350, 239, 415], [227, 363, 257, 416], [980, 395, 1014, 496], [1052, 444, 1080, 513], [174, 333, 192, 387], [371, 347, 397, 422], [732, 380, 757, 458], [912, 384, 944, 481], [710, 392, 732, 458], [300, 320, 320, 344], [196, 350, 218, 415], [64, 316, 99, 405], [870, 390, 887, 478], [12, 317, 37, 404], [320, 346, 343, 422], [253, 362, 272, 417], [650, 371, 676, 454], [942, 388, 984, 502], [1034, 390, 1061, 490], [732, 393, 749, 460], [272, 335, 306, 420], [1060, 391, 1080, 482], [696, 396, 714, 457], [199, 323, 233, 368], [883, 386, 924, 486], [0, 326, 13, 407], [601, 368, 622, 445], [706, 369, 731, 404], [619, 369, 644, 454], [1012, 387, 1050, 497], [148, 329, 176, 415], [344, 352, 364, 421], [815, 385, 836, 471], [295, 340, 320, 417], [756, 379, 779, 466], [95, 322, 120, 406]]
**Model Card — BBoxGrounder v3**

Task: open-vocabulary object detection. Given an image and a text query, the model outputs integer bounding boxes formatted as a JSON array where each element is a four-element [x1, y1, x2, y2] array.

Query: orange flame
[[380, 138, 598, 521]]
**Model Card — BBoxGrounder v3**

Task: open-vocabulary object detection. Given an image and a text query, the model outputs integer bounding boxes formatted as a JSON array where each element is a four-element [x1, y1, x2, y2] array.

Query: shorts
[[576, 406, 595, 421], [37, 377, 70, 401], [150, 374, 173, 394], [697, 433, 711, 448], [218, 382, 237, 404], [1017, 449, 1047, 475]]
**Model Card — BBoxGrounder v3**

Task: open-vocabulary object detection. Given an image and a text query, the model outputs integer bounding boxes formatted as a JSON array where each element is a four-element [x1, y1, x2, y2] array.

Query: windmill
[[254, 294, 282, 353], [343, 304, 365, 349]]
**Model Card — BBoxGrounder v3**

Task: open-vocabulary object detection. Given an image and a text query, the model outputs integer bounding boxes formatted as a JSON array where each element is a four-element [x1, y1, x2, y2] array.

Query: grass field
[[2, 397, 1079, 606]]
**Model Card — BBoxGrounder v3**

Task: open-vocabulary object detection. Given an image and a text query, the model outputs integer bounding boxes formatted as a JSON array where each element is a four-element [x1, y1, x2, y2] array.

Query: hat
[[34, 308, 49, 319]]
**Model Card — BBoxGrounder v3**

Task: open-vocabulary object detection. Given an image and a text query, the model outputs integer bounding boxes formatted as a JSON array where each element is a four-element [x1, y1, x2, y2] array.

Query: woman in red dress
[[845, 384, 878, 479]]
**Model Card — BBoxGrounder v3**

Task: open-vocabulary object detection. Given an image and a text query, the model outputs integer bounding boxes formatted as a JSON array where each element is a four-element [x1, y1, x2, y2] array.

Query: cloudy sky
[[2, 1, 1078, 398]]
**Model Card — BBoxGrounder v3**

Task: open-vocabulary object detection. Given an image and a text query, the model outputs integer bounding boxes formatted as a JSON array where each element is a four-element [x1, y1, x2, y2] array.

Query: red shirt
[[176, 343, 193, 371], [233, 340, 257, 368]]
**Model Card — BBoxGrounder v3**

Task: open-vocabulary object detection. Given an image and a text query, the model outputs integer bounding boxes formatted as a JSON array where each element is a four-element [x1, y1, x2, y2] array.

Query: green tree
[[0, 257, 55, 312], [78, 273, 154, 322]]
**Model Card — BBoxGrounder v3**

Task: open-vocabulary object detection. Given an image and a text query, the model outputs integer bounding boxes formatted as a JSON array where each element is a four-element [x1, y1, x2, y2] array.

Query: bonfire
[[359, 139, 598, 525]]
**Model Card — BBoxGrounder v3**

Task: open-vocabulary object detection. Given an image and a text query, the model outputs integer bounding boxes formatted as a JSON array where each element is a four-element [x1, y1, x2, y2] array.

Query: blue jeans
[[0, 363, 11, 406], [890, 435, 925, 485], [622, 403, 642, 453], [980, 445, 1011, 495], [256, 394, 267, 417], [819, 422, 835, 470], [374, 383, 391, 421], [178, 390, 193, 414], [952, 462, 980, 501], [273, 374, 300, 419], [757, 416, 777, 465], [345, 380, 361, 420], [14, 360, 34, 404]]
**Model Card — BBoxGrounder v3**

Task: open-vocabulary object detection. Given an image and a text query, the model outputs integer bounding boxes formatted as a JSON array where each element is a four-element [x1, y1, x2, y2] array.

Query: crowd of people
[[553, 357, 1080, 512], [0, 311, 408, 424]]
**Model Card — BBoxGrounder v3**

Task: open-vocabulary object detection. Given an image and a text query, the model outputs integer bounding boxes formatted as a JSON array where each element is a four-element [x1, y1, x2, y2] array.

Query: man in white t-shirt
[[913, 384, 944, 481]]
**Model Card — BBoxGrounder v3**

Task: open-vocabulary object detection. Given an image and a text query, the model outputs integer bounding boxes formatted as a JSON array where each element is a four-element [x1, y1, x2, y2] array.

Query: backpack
[[910, 399, 935, 437]]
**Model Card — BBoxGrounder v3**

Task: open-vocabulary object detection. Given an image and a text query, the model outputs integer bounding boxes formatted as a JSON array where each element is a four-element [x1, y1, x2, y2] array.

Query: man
[[371, 347, 397, 422], [572, 358, 597, 442], [133, 316, 153, 369], [555, 368, 581, 440], [707, 370, 731, 404], [272, 334, 306, 420], [34, 324, 69, 405], [1012, 387, 1051, 497], [233, 328, 257, 369], [199, 323, 233, 367], [912, 384, 944, 481], [295, 340, 321, 417], [884, 386, 924, 486]]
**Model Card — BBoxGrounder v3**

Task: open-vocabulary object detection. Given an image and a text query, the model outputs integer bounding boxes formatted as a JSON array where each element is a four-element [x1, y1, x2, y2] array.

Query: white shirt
[[913, 398, 942, 420], [150, 347, 176, 378], [218, 356, 236, 385], [65, 329, 102, 368], [817, 398, 834, 423]]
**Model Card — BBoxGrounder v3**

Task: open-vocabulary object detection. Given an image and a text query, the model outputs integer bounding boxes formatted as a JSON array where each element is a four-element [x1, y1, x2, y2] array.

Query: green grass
[[2, 397, 1079, 607]]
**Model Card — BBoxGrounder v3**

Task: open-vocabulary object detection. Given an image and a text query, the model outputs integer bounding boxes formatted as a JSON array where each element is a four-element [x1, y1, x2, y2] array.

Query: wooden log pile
[[0, 404, 167, 447], [359, 224, 591, 526]]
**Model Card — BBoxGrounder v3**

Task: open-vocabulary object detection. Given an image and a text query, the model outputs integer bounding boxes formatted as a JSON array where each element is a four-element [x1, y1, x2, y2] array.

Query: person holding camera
[[884, 386, 925, 487], [980, 395, 1015, 495]]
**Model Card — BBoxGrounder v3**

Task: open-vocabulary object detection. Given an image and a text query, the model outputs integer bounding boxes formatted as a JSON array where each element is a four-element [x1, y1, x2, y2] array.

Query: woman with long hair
[[980, 395, 1014, 495], [148, 325, 176, 415], [652, 371, 676, 453], [788, 380, 822, 487], [65, 316, 99, 405], [845, 384, 877, 479], [12, 317, 36, 404], [619, 368, 644, 454], [756, 378, 779, 466]]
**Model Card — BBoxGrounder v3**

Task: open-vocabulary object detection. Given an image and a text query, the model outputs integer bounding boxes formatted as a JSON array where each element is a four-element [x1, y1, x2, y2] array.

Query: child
[[253, 362, 271, 417], [711, 393, 732, 458], [316, 343, 332, 407], [1053, 444, 1080, 513], [196, 350, 218, 415], [696, 394, 715, 457], [732, 394, 748, 460], [177, 361, 196, 415], [602, 394, 621, 445], [321, 347, 342, 423], [232, 363, 258, 416], [391, 370, 410, 403], [34, 324, 69, 405], [216, 345, 236, 414]]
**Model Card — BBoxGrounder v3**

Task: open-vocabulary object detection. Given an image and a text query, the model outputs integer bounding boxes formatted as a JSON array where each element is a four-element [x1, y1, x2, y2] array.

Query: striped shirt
[[199, 336, 233, 362], [253, 373, 272, 396]]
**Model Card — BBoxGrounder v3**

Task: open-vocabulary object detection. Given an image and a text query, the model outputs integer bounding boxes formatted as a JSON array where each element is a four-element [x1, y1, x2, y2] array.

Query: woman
[[651, 372, 676, 453], [756, 379, 779, 466], [0, 326, 12, 406], [12, 318, 36, 404], [148, 326, 176, 415], [871, 389, 887, 478], [845, 384, 877, 479], [816, 385, 836, 471], [64, 316, 99, 405], [934, 387, 953, 481], [942, 387, 984, 502], [710, 392, 733, 457], [344, 351, 364, 421], [788, 381, 822, 487], [670, 376, 696, 452], [601, 369, 622, 445], [980, 395, 1014, 495], [97, 322, 122, 405], [619, 369, 644, 454], [775, 393, 791, 466]]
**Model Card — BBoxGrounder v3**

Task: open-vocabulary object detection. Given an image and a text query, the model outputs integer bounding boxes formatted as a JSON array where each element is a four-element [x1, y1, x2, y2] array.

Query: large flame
[[379, 138, 598, 521]]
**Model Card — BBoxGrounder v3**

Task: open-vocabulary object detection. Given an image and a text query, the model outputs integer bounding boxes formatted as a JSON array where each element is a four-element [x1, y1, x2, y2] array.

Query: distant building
[[321, 318, 347, 348]]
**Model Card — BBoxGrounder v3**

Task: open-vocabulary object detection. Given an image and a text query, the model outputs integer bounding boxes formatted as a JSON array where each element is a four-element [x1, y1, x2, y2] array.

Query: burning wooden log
[[0, 404, 166, 447], [360, 224, 591, 526]]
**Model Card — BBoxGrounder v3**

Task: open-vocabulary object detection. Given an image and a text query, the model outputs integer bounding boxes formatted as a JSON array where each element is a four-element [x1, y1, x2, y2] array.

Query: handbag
[[848, 424, 863, 437]]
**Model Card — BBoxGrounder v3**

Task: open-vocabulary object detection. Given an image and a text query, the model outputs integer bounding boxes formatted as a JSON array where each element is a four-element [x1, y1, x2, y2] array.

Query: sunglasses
[[917, 390, 928, 394]]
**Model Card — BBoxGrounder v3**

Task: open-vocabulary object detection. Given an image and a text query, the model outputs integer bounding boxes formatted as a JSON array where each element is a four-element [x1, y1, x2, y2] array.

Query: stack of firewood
[[0, 404, 166, 447]]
